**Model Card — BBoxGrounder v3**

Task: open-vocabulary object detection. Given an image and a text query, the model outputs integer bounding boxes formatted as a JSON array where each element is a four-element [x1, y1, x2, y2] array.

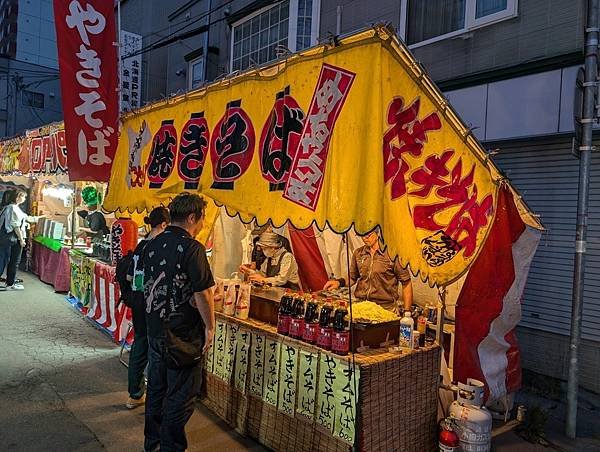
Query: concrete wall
[[319, 0, 584, 83]]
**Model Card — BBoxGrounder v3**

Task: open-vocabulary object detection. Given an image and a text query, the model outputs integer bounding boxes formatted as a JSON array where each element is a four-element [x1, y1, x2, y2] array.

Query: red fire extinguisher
[[439, 418, 460, 452], [111, 218, 138, 265]]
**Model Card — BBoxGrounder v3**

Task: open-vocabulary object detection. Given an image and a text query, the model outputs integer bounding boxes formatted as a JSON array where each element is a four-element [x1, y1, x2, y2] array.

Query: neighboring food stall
[[104, 26, 542, 451]]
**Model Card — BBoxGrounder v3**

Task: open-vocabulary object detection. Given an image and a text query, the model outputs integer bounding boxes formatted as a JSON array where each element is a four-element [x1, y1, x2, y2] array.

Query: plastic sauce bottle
[[288, 293, 306, 339], [399, 311, 415, 351], [302, 296, 320, 344], [331, 301, 350, 355], [317, 298, 334, 351], [277, 289, 293, 336]]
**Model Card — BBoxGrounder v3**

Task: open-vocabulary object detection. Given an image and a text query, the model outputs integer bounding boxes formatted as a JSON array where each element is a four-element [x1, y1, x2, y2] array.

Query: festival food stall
[[109, 25, 543, 451], [0, 124, 135, 344]]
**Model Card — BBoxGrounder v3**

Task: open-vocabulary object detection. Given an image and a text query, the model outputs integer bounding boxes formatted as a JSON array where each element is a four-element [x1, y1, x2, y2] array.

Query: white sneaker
[[7, 284, 24, 290]]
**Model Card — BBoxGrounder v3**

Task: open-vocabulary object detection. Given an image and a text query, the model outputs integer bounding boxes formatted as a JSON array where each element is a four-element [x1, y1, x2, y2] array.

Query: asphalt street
[[0, 272, 263, 452]]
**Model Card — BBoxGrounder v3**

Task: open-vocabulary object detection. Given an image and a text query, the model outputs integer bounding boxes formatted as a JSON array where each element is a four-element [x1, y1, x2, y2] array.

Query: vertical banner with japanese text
[[53, 0, 119, 181], [249, 332, 266, 397], [121, 30, 142, 111]]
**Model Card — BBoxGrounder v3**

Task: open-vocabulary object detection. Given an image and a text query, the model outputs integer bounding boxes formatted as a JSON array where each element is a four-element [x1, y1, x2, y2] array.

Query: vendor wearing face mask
[[323, 231, 413, 313], [247, 232, 300, 290]]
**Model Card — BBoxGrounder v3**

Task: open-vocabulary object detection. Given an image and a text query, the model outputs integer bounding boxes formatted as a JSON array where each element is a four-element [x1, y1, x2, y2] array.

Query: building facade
[[0, 57, 62, 137], [122, 0, 597, 392], [0, 0, 58, 68]]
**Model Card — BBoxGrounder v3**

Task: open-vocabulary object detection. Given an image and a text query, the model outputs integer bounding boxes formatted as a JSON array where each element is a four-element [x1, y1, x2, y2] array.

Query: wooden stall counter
[[201, 312, 440, 452]]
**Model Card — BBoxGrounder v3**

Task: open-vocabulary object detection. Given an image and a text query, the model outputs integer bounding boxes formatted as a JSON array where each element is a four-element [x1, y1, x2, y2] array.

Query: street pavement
[[1, 272, 598, 452], [0, 272, 264, 452]]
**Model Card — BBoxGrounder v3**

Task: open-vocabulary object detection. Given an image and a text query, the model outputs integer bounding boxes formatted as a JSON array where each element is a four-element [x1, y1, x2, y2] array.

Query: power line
[[122, 0, 237, 61]]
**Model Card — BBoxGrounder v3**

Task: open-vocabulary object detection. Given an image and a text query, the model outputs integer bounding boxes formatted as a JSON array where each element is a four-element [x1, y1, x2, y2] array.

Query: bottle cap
[[404, 311, 411, 317]]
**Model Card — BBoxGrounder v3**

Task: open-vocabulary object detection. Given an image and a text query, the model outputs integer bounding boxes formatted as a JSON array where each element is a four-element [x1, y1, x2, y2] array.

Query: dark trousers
[[144, 336, 202, 452], [0, 243, 11, 279], [127, 298, 148, 399], [6, 243, 22, 286]]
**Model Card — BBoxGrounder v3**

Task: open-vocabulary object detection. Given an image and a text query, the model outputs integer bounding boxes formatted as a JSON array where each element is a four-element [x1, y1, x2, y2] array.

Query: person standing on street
[[121, 207, 170, 409], [142, 193, 215, 452], [0, 190, 40, 290]]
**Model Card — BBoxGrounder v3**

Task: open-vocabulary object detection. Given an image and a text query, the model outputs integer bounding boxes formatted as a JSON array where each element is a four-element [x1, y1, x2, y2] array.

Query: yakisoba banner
[[105, 27, 525, 285]]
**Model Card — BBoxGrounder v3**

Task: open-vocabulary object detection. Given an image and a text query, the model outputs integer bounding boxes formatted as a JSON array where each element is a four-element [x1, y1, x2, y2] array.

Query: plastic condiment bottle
[[277, 289, 293, 336], [302, 295, 320, 344], [331, 301, 350, 356], [317, 298, 334, 350], [399, 311, 415, 351], [288, 293, 306, 339]]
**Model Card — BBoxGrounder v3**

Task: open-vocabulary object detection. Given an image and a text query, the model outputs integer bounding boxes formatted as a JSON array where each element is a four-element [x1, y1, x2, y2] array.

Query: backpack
[[115, 250, 135, 307]]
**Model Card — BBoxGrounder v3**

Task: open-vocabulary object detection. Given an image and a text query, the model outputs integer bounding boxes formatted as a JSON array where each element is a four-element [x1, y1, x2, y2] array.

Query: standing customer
[[142, 193, 215, 452], [122, 207, 170, 409], [0, 190, 39, 290]]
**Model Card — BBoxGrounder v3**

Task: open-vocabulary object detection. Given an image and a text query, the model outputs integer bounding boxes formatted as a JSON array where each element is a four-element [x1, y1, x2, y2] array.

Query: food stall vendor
[[243, 231, 300, 290], [323, 230, 413, 313], [77, 187, 109, 240]]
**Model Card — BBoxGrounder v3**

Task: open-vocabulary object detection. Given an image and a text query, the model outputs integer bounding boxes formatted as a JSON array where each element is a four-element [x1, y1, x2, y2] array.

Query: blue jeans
[[144, 336, 202, 452]]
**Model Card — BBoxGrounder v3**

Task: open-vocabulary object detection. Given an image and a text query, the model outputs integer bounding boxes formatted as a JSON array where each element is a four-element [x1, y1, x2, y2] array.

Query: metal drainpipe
[[566, 0, 599, 439], [204, 0, 212, 82]]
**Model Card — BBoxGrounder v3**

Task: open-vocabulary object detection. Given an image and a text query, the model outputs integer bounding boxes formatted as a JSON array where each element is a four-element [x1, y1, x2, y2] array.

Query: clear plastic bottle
[[399, 311, 415, 351]]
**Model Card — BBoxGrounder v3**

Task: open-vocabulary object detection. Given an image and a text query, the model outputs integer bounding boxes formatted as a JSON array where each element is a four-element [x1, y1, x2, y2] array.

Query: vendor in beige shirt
[[323, 231, 413, 312]]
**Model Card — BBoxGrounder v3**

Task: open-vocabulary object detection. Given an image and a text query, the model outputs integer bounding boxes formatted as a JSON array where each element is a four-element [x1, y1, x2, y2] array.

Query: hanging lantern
[[111, 218, 138, 265]]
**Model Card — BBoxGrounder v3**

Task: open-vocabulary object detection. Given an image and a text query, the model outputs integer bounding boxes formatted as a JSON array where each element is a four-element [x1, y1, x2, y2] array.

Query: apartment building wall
[[0, 57, 62, 138]]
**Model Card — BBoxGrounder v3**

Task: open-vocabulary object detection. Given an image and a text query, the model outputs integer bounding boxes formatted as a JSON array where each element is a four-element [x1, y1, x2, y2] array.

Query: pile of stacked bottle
[[277, 290, 351, 356]]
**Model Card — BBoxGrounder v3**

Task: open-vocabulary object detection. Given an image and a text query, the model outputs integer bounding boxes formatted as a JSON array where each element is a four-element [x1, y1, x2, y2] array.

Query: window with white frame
[[231, 0, 320, 73], [188, 57, 204, 90], [404, 0, 517, 47]]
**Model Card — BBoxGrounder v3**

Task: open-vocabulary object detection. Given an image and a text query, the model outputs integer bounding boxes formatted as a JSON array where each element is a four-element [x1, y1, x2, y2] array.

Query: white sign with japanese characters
[[121, 30, 142, 111]]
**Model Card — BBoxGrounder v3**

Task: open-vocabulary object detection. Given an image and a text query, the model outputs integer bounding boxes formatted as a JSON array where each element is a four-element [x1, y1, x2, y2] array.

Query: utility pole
[[11, 72, 22, 135], [566, 0, 598, 439]]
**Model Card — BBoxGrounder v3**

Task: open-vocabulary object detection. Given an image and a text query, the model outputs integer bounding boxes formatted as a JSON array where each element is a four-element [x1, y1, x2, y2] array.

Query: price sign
[[249, 332, 266, 397], [263, 338, 281, 406], [277, 344, 298, 416], [234, 328, 251, 393], [296, 348, 318, 420], [332, 357, 360, 445]]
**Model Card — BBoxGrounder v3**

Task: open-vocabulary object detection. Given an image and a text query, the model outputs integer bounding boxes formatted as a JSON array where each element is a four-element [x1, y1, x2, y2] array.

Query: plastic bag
[[214, 279, 224, 312], [222, 282, 237, 316], [235, 282, 251, 320]]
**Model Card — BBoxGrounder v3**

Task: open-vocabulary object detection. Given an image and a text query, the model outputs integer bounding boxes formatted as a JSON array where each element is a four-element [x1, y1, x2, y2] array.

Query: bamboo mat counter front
[[200, 312, 440, 452]]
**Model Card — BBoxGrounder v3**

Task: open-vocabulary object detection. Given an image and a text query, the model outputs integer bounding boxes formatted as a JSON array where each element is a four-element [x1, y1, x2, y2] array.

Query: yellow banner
[[0, 137, 24, 174], [105, 26, 507, 285]]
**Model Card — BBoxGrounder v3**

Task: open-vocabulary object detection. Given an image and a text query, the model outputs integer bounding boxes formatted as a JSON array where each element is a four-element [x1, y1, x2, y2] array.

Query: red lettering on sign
[[283, 64, 355, 210], [259, 87, 305, 191], [178, 112, 209, 190], [146, 119, 177, 189], [411, 151, 494, 258], [383, 97, 442, 200], [210, 100, 255, 190]]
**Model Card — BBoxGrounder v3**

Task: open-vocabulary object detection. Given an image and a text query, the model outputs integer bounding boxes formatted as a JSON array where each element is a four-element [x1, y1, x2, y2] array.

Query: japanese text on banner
[[332, 357, 360, 445], [263, 338, 281, 406], [316, 353, 338, 432], [213, 320, 227, 380], [223, 323, 238, 382], [296, 348, 318, 420], [53, 0, 119, 181], [249, 333, 266, 397], [277, 344, 298, 416], [234, 328, 251, 393]]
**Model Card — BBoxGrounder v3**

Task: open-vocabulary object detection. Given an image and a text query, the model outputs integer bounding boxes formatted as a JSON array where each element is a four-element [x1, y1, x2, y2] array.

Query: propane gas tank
[[449, 379, 492, 452]]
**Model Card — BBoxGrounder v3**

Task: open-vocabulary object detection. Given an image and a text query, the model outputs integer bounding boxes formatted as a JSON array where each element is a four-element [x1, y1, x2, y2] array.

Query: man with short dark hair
[[142, 192, 215, 452]]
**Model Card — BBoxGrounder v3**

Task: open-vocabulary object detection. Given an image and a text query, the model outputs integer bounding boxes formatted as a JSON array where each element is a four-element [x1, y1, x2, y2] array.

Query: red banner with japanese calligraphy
[[53, 0, 118, 182]]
